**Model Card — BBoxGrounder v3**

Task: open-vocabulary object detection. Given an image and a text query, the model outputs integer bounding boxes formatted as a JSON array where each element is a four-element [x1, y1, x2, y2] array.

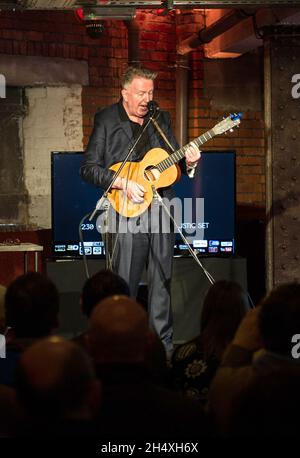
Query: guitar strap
[[150, 117, 176, 154]]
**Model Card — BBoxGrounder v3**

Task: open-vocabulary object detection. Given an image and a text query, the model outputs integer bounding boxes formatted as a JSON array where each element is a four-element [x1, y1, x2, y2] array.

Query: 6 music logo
[[291, 334, 300, 359], [0, 74, 6, 99], [291, 74, 300, 99]]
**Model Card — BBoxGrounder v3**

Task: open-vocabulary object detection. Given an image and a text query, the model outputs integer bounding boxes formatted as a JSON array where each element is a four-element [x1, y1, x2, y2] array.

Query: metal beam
[[76, 1, 300, 8], [0, 1, 18, 8], [264, 27, 300, 286], [0, 0, 78, 9], [20, 0, 77, 6], [173, 0, 300, 6], [83, 7, 136, 20], [3, 1, 300, 11]]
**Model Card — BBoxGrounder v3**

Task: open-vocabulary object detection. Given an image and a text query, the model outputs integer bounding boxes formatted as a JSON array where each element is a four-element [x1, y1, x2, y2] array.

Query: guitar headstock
[[212, 113, 242, 136]]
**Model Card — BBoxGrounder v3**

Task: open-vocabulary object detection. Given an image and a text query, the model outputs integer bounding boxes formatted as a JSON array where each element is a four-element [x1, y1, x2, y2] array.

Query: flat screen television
[[51, 151, 236, 259]]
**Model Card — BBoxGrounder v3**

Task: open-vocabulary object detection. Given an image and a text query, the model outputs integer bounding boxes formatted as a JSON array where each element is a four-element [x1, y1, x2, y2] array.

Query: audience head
[[232, 362, 300, 437], [81, 269, 130, 318], [200, 280, 250, 359], [88, 295, 149, 364], [259, 282, 300, 356], [16, 336, 100, 420], [4, 272, 59, 338]]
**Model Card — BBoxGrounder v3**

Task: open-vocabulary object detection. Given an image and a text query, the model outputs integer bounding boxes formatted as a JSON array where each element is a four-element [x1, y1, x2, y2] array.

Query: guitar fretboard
[[156, 128, 215, 172]]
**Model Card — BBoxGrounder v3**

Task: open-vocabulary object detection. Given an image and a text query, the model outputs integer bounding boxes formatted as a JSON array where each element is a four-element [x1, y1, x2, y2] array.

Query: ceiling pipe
[[175, 55, 189, 147], [178, 8, 256, 55], [174, 10, 255, 152], [125, 19, 140, 67]]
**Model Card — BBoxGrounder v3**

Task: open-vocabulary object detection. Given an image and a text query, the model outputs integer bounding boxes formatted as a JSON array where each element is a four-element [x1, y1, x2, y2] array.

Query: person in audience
[[81, 269, 130, 318], [0, 272, 59, 387], [87, 295, 211, 439], [208, 282, 300, 437], [170, 280, 250, 405], [0, 384, 19, 437], [73, 269, 130, 348], [77, 270, 169, 386], [15, 336, 101, 437]]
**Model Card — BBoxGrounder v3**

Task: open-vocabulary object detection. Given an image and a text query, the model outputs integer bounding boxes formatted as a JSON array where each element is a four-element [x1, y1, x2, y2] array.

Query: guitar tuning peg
[[230, 128, 233, 132]]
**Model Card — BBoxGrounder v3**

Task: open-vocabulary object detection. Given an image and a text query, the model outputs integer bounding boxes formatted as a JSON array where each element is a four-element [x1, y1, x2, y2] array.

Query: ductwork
[[178, 7, 300, 56], [178, 8, 255, 55]]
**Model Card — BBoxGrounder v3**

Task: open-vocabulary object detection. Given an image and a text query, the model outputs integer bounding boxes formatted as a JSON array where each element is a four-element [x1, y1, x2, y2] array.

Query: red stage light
[[75, 8, 84, 22]]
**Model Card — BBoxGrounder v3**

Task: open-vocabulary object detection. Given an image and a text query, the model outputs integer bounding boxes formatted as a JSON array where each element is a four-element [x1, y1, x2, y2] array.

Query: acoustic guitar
[[108, 113, 242, 218]]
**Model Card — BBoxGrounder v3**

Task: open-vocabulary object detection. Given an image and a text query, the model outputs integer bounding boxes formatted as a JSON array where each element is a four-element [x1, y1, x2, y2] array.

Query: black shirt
[[118, 100, 150, 162]]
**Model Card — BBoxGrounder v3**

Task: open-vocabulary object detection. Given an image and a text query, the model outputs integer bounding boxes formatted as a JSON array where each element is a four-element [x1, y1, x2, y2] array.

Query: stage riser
[[46, 257, 247, 343]]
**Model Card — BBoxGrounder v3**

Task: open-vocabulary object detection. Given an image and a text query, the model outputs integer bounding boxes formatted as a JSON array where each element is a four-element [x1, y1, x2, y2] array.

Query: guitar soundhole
[[144, 167, 159, 182]]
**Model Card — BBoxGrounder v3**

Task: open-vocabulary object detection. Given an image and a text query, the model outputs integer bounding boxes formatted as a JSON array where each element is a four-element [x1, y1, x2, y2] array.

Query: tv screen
[[51, 151, 236, 258]]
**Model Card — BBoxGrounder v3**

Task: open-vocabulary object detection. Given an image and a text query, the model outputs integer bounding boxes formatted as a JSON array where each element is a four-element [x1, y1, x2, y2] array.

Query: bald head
[[88, 295, 149, 363], [16, 336, 99, 418]]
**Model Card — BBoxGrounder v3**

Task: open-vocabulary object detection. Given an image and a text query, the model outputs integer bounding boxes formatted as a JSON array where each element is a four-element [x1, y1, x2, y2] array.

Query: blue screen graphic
[[51, 151, 235, 258]]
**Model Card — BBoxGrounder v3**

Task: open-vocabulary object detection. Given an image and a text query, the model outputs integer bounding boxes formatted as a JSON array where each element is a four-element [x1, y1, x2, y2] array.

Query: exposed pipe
[[175, 55, 189, 146], [125, 19, 140, 66], [177, 8, 256, 55], [264, 38, 274, 291]]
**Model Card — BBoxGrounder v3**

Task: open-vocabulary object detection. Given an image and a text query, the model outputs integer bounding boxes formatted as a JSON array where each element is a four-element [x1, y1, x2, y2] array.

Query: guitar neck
[[156, 128, 215, 172]]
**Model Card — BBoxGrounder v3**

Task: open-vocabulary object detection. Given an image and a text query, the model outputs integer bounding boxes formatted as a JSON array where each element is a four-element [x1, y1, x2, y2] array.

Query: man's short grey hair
[[121, 66, 157, 88]]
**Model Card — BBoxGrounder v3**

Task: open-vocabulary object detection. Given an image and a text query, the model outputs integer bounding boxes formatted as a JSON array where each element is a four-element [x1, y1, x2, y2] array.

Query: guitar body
[[106, 112, 242, 218], [108, 147, 180, 218]]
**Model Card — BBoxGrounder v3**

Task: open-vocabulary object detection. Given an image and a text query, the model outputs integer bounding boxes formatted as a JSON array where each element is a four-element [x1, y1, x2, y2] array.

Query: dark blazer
[[80, 102, 183, 199], [95, 363, 211, 439]]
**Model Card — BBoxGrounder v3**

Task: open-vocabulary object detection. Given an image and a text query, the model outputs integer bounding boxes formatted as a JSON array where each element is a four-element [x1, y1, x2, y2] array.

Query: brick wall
[[177, 10, 265, 206], [0, 10, 128, 147], [137, 10, 177, 122], [191, 109, 265, 205], [0, 8, 265, 207]]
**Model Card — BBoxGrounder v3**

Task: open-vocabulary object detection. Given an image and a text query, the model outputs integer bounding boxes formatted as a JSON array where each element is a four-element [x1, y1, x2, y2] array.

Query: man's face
[[122, 77, 154, 119]]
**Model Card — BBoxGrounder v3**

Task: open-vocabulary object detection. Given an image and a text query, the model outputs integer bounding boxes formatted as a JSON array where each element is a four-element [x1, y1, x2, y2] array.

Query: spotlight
[[85, 21, 105, 39]]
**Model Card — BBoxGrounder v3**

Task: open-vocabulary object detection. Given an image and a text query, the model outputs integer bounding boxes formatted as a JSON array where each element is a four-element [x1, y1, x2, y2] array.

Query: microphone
[[147, 100, 159, 114]]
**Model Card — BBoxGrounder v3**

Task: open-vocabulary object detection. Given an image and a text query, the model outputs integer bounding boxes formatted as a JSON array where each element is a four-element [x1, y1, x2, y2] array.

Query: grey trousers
[[103, 205, 175, 352]]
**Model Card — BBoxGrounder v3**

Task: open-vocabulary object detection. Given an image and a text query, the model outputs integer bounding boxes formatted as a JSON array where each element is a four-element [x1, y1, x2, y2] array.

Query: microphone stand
[[151, 186, 215, 285], [148, 112, 216, 285], [89, 109, 157, 222]]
